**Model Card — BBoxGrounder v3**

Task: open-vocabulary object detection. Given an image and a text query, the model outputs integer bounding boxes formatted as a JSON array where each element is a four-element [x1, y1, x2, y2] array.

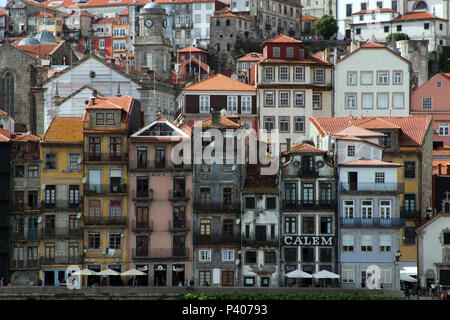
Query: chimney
[[438, 163, 442, 175], [212, 109, 221, 126], [447, 164, 450, 175]]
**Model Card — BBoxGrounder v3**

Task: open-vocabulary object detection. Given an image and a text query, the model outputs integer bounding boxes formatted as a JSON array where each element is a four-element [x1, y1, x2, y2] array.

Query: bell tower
[[134, 0, 171, 81]]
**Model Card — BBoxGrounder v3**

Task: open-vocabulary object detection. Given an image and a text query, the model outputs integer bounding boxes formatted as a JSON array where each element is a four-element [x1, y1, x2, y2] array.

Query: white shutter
[[342, 234, 354, 246], [110, 168, 122, 178], [361, 234, 373, 246], [379, 234, 391, 246]]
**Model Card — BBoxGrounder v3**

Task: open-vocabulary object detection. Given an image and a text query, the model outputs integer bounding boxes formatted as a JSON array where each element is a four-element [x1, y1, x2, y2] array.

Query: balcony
[[132, 247, 189, 260], [27, 230, 39, 241], [129, 161, 192, 171], [298, 166, 319, 177], [339, 217, 405, 227], [41, 200, 82, 211], [169, 189, 190, 202], [10, 260, 39, 270], [40, 255, 83, 265], [12, 151, 40, 160], [339, 182, 405, 193], [11, 232, 24, 241], [193, 201, 240, 212], [84, 216, 127, 227], [282, 200, 335, 211], [132, 220, 153, 232], [132, 189, 154, 201], [84, 184, 128, 196], [12, 204, 24, 212], [193, 232, 241, 245], [24, 204, 41, 212], [242, 234, 278, 247], [169, 220, 190, 232], [400, 207, 421, 219], [84, 152, 127, 163], [40, 228, 82, 239]]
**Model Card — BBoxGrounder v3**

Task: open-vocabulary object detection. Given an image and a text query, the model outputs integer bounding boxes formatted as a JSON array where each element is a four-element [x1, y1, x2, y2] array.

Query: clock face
[[162, 19, 167, 29], [145, 18, 153, 28]]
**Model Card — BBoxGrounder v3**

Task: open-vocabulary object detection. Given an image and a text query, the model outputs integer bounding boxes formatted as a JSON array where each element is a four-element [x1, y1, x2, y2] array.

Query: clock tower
[[134, 0, 171, 81]]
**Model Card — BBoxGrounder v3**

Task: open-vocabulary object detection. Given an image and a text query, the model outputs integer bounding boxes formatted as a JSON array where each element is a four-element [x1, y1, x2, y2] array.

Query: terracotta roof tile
[[433, 160, 450, 175], [176, 46, 208, 54], [119, 9, 128, 15], [336, 135, 384, 148], [301, 14, 319, 21], [0, 110, 9, 116], [353, 8, 396, 14], [0, 9, 6, 16], [340, 158, 402, 166], [358, 118, 401, 129], [392, 11, 446, 22], [333, 125, 385, 137], [84, 96, 134, 123], [44, 116, 83, 143], [284, 142, 325, 154], [360, 41, 387, 48], [183, 73, 255, 91], [29, 11, 54, 17], [13, 133, 40, 142], [261, 34, 303, 47], [14, 43, 59, 60], [94, 17, 120, 25], [194, 114, 241, 129], [0, 128, 13, 142], [211, 12, 250, 20], [238, 52, 263, 62]]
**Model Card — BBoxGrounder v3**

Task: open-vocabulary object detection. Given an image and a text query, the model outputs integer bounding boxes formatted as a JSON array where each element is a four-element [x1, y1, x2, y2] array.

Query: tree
[[313, 15, 338, 40], [386, 33, 409, 42]]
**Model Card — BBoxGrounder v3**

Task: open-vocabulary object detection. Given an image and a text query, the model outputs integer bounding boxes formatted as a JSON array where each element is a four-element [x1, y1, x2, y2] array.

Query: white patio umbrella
[[285, 269, 313, 278], [121, 268, 146, 287], [98, 269, 120, 276], [71, 269, 98, 287], [312, 270, 340, 279], [400, 273, 418, 283]]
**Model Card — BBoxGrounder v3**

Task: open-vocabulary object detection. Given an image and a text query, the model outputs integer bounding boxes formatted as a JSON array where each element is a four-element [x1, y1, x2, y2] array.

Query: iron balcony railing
[[132, 247, 189, 260], [84, 152, 127, 162], [41, 199, 82, 211], [169, 220, 190, 232], [339, 217, 405, 227], [132, 189, 154, 201], [11, 232, 24, 241], [40, 228, 82, 239], [193, 231, 241, 244], [84, 184, 128, 195], [27, 230, 39, 241], [400, 207, 421, 219], [193, 201, 240, 212], [339, 182, 405, 193], [85, 216, 127, 226], [40, 255, 83, 265], [282, 200, 335, 211], [169, 189, 191, 201], [10, 259, 39, 269], [12, 151, 40, 160], [132, 220, 153, 232], [242, 234, 279, 247], [298, 166, 319, 177], [129, 161, 192, 171]]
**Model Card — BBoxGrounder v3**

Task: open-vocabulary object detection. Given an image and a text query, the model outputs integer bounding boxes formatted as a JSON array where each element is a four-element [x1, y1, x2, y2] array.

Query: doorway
[[348, 172, 358, 190], [172, 264, 185, 286], [154, 264, 167, 286], [44, 271, 55, 286]]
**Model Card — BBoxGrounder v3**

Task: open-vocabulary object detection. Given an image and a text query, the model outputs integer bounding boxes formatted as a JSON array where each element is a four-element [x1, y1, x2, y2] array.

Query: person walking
[[0, 277, 4, 286]]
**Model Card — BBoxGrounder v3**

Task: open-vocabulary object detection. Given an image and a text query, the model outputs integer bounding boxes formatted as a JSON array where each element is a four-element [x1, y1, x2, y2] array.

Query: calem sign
[[282, 235, 334, 246]]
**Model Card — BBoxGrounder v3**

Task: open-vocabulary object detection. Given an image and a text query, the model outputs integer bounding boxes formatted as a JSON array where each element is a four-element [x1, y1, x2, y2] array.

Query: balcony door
[[69, 185, 79, 208], [285, 183, 297, 206], [173, 177, 186, 198], [302, 183, 314, 206], [348, 172, 358, 191], [136, 177, 149, 198], [173, 206, 186, 228], [255, 225, 266, 242], [320, 183, 332, 205], [223, 219, 234, 242], [173, 235, 185, 257], [110, 169, 122, 192], [89, 137, 101, 161], [88, 200, 101, 224], [44, 185, 56, 208], [137, 146, 147, 169], [88, 169, 101, 193], [109, 137, 122, 161], [45, 215, 55, 235], [136, 207, 148, 228], [136, 235, 149, 257], [404, 194, 416, 213]]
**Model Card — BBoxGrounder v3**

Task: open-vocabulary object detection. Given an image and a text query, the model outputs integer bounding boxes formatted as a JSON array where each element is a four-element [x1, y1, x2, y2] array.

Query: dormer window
[[273, 47, 280, 58], [96, 113, 104, 125], [347, 145, 355, 157], [286, 47, 294, 58], [106, 113, 114, 125], [382, 132, 392, 148]]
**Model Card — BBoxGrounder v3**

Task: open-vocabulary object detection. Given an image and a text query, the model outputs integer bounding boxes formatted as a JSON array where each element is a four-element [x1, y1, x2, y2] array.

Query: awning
[[400, 273, 418, 282], [400, 267, 417, 276]]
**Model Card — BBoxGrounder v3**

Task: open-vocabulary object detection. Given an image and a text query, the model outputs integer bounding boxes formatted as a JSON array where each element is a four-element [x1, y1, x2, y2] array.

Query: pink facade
[[127, 118, 193, 286], [411, 73, 450, 146]]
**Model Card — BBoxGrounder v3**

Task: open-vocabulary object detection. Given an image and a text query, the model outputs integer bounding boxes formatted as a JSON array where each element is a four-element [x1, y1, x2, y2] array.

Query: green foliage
[[385, 33, 409, 42], [313, 15, 338, 40], [439, 46, 450, 73], [181, 292, 400, 300]]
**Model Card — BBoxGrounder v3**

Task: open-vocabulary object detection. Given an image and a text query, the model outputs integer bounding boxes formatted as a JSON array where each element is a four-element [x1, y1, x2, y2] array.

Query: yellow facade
[[111, 24, 129, 58], [37, 16, 64, 41]]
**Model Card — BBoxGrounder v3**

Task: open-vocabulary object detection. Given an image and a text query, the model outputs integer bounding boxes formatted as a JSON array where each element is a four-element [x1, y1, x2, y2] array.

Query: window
[[45, 153, 57, 170], [200, 96, 210, 113], [285, 216, 297, 233], [342, 265, 354, 283], [342, 234, 354, 252], [302, 183, 314, 204], [96, 113, 104, 125], [294, 92, 304, 107], [439, 124, 449, 136], [265, 197, 276, 210], [302, 247, 314, 262], [264, 91, 274, 106], [404, 227, 416, 245], [437, 82, 442, 88], [404, 161, 416, 179], [361, 234, 373, 252], [106, 113, 114, 125], [28, 165, 38, 178], [393, 71, 402, 84], [264, 66, 274, 80], [155, 147, 166, 169], [241, 96, 252, 114], [377, 93, 389, 109], [279, 116, 290, 132], [284, 247, 297, 263], [264, 251, 276, 264], [109, 200, 122, 221], [199, 250, 211, 262], [200, 219, 211, 236], [361, 72, 373, 85], [294, 66, 304, 81], [320, 248, 332, 262], [302, 217, 315, 234], [109, 232, 121, 249], [375, 172, 385, 184], [1, 71, 14, 115], [222, 250, 234, 261], [312, 93, 322, 109], [380, 200, 391, 218], [379, 234, 392, 252], [222, 188, 233, 205], [44, 185, 56, 206], [347, 72, 357, 85], [273, 47, 280, 57], [361, 200, 373, 218], [347, 145, 355, 157], [344, 200, 354, 218], [397, 25, 402, 31], [264, 117, 275, 132], [314, 69, 325, 84], [294, 117, 305, 133], [286, 47, 294, 58], [384, 26, 389, 33], [279, 66, 289, 80], [393, 93, 404, 109], [422, 97, 432, 109], [320, 217, 332, 234], [356, 28, 361, 35], [279, 92, 289, 106], [377, 72, 389, 84], [245, 196, 256, 209], [244, 277, 255, 286], [88, 232, 100, 250], [227, 96, 238, 113], [380, 267, 392, 284], [14, 165, 24, 178], [245, 251, 257, 264], [346, 4, 352, 17], [424, 23, 429, 30], [69, 153, 80, 171], [199, 271, 211, 286], [345, 94, 356, 109]]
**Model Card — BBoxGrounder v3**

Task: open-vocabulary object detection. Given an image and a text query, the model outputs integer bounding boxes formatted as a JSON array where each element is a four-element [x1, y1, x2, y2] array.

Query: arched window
[[415, 1, 427, 10], [1, 71, 14, 116]]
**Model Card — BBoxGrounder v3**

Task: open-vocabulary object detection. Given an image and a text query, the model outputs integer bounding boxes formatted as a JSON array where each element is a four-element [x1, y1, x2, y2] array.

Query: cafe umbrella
[[71, 268, 98, 287], [98, 268, 120, 286], [121, 268, 146, 286], [285, 269, 313, 287], [312, 270, 340, 287]]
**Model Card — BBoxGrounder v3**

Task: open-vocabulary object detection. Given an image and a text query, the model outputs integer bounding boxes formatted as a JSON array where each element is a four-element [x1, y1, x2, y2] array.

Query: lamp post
[[394, 249, 402, 290]]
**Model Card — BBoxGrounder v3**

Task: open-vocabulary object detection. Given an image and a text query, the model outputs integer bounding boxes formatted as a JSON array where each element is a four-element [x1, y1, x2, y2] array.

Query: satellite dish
[[236, 219, 240, 225], [37, 217, 42, 224], [235, 259, 240, 265], [230, 74, 238, 80], [293, 161, 301, 168], [76, 212, 81, 219], [316, 160, 324, 168]]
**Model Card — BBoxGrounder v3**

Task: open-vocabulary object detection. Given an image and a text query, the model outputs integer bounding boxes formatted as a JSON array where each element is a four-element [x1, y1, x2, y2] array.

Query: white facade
[[336, 139, 383, 163], [192, 0, 215, 48], [334, 46, 411, 117]]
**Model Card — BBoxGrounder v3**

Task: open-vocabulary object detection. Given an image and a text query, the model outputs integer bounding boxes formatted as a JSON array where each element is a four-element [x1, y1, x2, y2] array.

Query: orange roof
[[0, 9, 6, 16], [433, 160, 450, 175], [261, 34, 302, 48], [340, 158, 402, 167], [238, 52, 263, 62], [43, 117, 83, 144], [393, 11, 446, 22], [119, 9, 128, 15], [42, 0, 135, 8], [358, 118, 401, 130], [0, 110, 9, 116], [336, 135, 384, 148], [176, 46, 208, 54], [94, 17, 119, 25], [86, 95, 133, 111], [334, 125, 385, 137], [194, 114, 241, 129], [301, 14, 319, 21], [211, 12, 250, 20], [310, 116, 432, 147], [360, 41, 386, 49], [0, 128, 13, 142], [183, 73, 255, 91], [337, 41, 410, 65], [13, 133, 41, 142], [29, 11, 54, 17], [284, 142, 325, 154], [14, 43, 59, 60], [353, 8, 396, 15]]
